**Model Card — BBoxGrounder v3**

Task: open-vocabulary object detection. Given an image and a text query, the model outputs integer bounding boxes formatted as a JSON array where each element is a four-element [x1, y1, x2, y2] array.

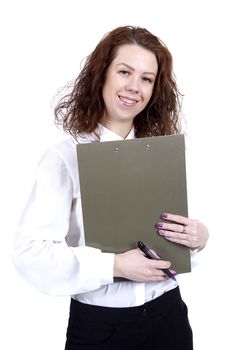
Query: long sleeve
[[13, 143, 114, 296], [13, 128, 181, 308]]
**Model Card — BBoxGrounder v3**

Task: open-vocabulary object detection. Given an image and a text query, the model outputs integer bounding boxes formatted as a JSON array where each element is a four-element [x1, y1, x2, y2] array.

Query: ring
[[182, 225, 187, 234]]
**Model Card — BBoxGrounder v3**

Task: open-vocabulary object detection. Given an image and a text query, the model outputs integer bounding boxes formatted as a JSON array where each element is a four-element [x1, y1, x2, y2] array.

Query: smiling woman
[[54, 26, 182, 140], [101, 45, 158, 137], [13, 25, 209, 350]]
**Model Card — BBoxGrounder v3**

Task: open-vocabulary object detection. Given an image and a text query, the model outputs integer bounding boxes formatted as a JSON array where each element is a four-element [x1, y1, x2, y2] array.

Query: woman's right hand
[[113, 249, 174, 282]]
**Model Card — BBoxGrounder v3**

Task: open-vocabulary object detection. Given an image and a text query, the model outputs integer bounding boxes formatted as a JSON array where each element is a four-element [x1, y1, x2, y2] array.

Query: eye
[[119, 70, 129, 76], [142, 76, 153, 83]]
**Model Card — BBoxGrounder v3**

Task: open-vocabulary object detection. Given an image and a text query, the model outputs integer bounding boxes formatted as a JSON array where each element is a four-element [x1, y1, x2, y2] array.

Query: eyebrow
[[116, 63, 156, 77]]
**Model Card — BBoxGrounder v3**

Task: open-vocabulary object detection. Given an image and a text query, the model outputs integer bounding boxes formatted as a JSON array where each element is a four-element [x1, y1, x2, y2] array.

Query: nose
[[126, 76, 140, 94]]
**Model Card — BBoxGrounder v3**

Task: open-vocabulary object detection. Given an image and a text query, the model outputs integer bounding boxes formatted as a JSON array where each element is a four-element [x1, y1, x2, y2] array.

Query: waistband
[[70, 286, 182, 323]]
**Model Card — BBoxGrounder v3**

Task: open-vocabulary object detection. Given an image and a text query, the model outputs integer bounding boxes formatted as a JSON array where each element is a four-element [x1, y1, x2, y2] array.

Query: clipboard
[[77, 134, 191, 273]]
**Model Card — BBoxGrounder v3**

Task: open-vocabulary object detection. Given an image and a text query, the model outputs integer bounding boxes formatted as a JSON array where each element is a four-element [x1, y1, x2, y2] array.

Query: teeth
[[119, 96, 137, 105]]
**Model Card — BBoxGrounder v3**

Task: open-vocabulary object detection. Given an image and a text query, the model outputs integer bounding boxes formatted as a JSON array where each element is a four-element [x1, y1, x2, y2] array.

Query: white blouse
[[13, 125, 180, 307]]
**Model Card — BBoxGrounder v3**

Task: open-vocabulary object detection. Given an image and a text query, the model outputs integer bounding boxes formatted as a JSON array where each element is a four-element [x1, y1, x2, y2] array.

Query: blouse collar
[[98, 124, 135, 142], [74, 124, 135, 144]]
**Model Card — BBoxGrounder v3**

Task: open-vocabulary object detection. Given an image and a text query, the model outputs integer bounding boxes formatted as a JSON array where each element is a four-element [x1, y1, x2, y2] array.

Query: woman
[[14, 26, 209, 349]]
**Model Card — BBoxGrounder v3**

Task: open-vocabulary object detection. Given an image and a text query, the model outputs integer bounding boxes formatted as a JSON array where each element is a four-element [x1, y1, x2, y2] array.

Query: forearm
[[13, 239, 114, 295]]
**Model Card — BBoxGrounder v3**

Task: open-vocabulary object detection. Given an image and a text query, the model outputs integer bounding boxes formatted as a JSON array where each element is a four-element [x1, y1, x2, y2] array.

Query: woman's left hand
[[156, 213, 209, 251]]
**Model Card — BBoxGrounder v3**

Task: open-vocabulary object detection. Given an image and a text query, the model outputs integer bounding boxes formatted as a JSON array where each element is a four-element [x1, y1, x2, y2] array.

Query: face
[[102, 44, 158, 130]]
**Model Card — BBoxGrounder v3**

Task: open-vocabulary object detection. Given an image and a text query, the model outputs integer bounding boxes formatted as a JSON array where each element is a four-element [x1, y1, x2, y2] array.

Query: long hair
[[54, 26, 182, 139]]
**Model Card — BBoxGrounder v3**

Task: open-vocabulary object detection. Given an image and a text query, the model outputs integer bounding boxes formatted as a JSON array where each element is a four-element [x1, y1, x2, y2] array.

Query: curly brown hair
[[54, 26, 182, 139]]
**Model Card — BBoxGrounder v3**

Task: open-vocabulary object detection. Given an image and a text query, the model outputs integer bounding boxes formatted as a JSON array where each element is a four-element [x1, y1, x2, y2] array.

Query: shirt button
[[142, 308, 147, 317]]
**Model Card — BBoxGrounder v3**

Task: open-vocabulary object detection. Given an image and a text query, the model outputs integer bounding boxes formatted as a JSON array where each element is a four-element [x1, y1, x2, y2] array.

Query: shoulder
[[53, 137, 77, 168], [38, 138, 76, 171], [51, 135, 93, 170], [37, 135, 92, 197]]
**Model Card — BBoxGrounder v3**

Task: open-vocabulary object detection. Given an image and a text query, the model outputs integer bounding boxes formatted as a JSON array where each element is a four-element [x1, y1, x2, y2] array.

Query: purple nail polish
[[159, 230, 165, 236], [162, 213, 168, 219], [156, 223, 163, 228]]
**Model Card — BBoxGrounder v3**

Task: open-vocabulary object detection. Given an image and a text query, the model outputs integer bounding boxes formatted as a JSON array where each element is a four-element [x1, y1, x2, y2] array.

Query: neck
[[100, 119, 133, 139]]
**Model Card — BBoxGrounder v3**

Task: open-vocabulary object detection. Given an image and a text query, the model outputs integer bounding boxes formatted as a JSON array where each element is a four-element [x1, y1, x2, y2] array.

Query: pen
[[137, 241, 176, 281]]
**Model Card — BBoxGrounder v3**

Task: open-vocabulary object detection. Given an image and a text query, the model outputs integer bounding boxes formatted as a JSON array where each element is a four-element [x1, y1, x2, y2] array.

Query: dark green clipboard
[[77, 134, 191, 274]]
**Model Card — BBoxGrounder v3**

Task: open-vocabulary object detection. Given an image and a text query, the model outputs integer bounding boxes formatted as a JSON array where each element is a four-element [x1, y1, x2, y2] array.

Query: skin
[[100, 44, 209, 282], [157, 213, 209, 250], [102, 44, 158, 139]]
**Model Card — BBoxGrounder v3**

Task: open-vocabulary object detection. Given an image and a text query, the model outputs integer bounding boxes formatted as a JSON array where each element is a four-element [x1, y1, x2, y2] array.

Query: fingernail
[[155, 223, 163, 228], [159, 230, 165, 236], [162, 213, 168, 219], [171, 270, 177, 276]]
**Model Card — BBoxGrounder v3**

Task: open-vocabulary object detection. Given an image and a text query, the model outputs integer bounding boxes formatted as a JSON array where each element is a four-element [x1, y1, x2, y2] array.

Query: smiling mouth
[[118, 95, 139, 106]]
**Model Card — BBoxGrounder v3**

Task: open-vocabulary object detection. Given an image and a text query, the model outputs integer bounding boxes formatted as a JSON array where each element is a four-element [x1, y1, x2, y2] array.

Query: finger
[[156, 222, 186, 233], [144, 265, 171, 281], [159, 228, 193, 241], [161, 212, 191, 225], [165, 237, 198, 248], [150, 249, 162, 259], [165, 237, 190, 246], [158, 230, 188, 239], [148, 275, 169, 282], [163, 232, 198, 248], [149, 259, 171, 269]]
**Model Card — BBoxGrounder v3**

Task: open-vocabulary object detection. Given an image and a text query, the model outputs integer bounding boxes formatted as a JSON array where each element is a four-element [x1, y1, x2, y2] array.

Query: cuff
[[71, 246, 114, 291], [99, 252, 115, 285]]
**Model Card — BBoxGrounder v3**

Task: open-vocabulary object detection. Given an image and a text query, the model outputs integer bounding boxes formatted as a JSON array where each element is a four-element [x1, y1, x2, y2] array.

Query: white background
[[0, 0, 232, 349]]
